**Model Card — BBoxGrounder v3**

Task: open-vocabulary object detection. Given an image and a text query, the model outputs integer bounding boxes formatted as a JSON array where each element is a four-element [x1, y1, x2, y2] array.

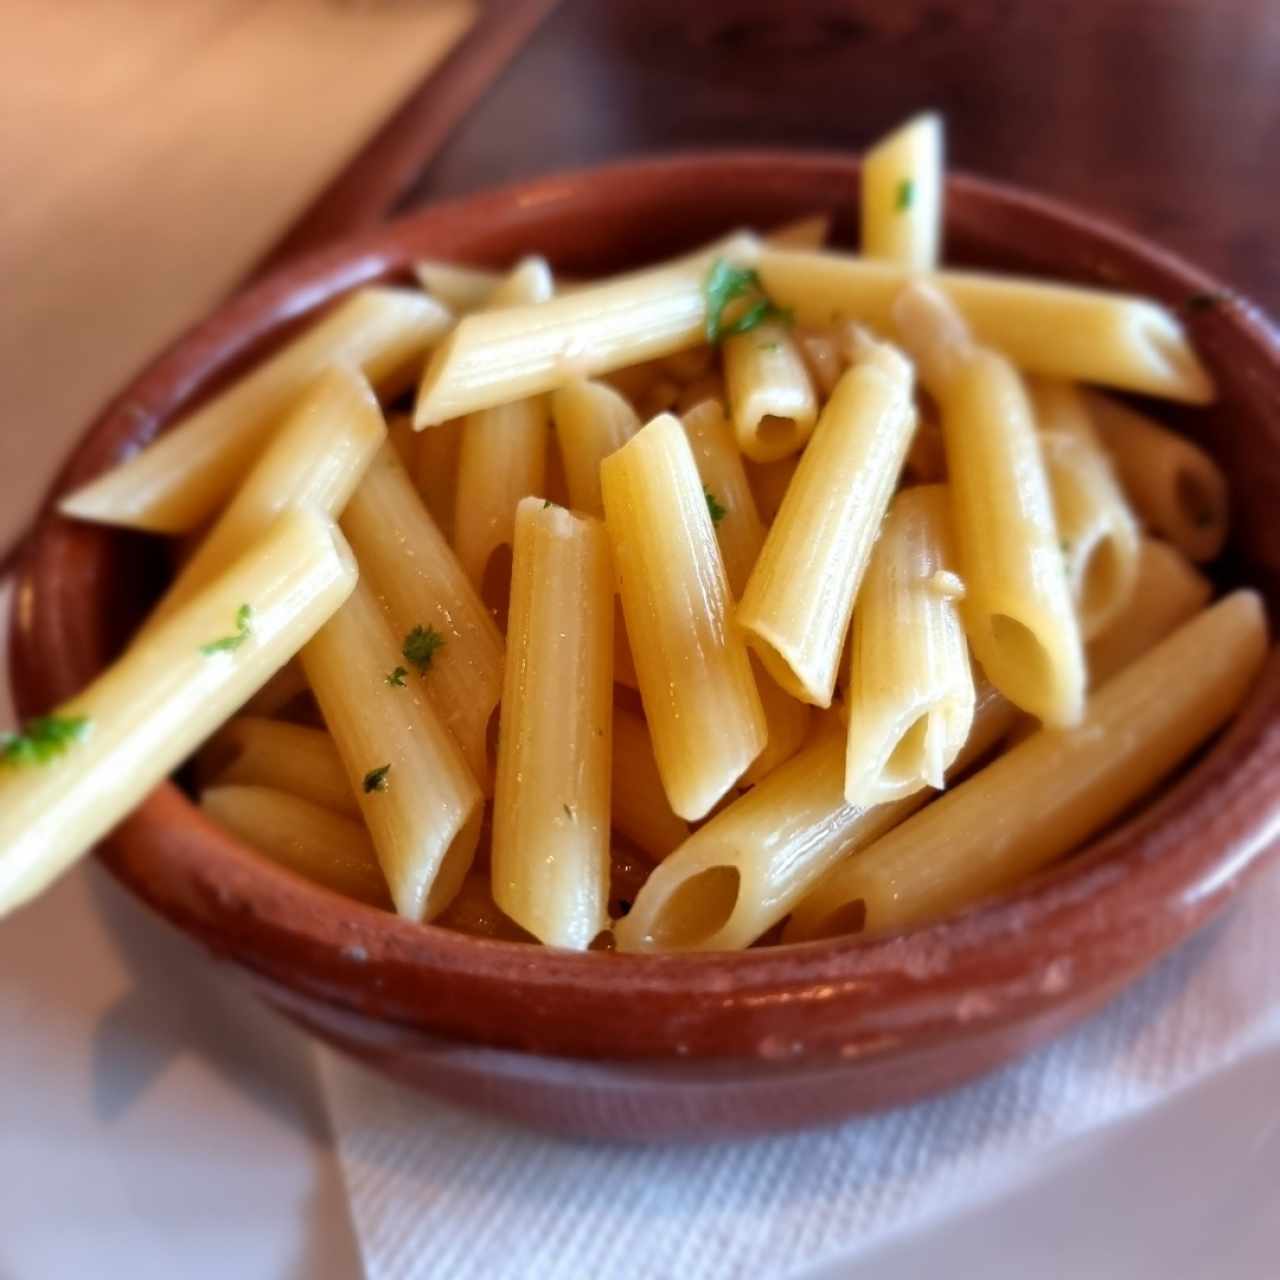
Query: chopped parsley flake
[[200, 604, 252, 655], [363, 764, 391, 794], [385, 666, 408, 688], [1, 714, 91, 767], [402, 624, 446, 675], [896, 178, 915, 211], [703, 257, 791, 344], [704, 488, 727, 526]]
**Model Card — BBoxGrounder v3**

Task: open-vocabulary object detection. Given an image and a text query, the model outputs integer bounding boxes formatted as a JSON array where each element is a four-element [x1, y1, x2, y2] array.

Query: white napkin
[[319, 864, 1280, 1280]]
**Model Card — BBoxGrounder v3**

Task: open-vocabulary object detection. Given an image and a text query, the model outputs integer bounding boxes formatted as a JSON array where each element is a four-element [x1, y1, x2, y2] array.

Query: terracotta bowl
[[10, 154, 1280, 1141]]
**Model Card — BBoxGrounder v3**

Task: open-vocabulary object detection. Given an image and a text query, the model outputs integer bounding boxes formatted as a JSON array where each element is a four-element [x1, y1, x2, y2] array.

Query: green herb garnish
[[385, 666, 408, 688], [703, 257, 791, 344], [543, 498, 554, 509], [896, 178, 915, 212], [1, 714, 91, 767], [200, 604, 252, 656], [363, 764, 391, 794], [402, 624, 445, 676], [704, 488, 727, 526]]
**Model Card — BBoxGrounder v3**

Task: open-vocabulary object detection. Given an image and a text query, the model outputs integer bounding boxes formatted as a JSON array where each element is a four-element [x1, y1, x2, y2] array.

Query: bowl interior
[[10, 152, 1280, 1062]]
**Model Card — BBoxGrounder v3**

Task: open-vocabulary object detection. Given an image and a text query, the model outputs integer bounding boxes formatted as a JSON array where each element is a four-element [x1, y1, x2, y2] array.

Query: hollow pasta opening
[[480, 542, 514, 631], [424, 807, 484, 922], [989, 614, 1053, 703], [754, 415, 801, 456], [883, 714, 932, 787], [1079, 536, 1124, 624], [646, 865, 741, 948]]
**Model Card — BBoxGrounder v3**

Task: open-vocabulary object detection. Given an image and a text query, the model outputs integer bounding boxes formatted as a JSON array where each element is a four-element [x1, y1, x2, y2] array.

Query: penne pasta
[[861, 111, 944, 269], [483, 255, 555, 309], [341, 445, 504, 789], [414, 259, 500, 313], [141, 364, 384, 634], [1085, 391, 1228, 563], [60, 288, 452, 533], [795, 327, 844, 398], [0, 506, 357, 917], [492, 499, 613, 948], [844, 485, 975, 806], [723, 322, 820, 462], [754, 248, 1215, 404], [744, 454, 799, 525], [895, 283, 1085, 727], [615, 680, 1017, 951], [1030, 380, 1141, 638], [551, 378, 641, 516], [765, 212, 832, 250], [785, 591, 1267, 940], [198, 716, 356, 817], [412, 417, 464, 541], [301, 573, 483, 922], [1087, 537, 1212, 685], [738, 340, 917, 707], [414, 233, 760, 425], [610, 707, 691, 862], [200, 785, 390, 909], [601, 413, 766, 820]]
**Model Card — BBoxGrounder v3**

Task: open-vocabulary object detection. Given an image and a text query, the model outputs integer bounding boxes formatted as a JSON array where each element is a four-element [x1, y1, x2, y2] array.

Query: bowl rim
[[11, 149, 1280, 1063]]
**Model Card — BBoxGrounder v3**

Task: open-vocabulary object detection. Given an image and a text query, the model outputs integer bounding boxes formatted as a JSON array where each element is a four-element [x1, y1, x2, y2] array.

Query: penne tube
[[301, 574, 483, 922], [745, 455, 799, 525], [198, 716, 356, 817], [414, 233, 760, 425], [239, 658, 309, 719], [601, 413, 766, 820], [453, 396, 550, 616], [412, 417, 464, 541], [141, 364, 384, 634], [738, 341, 917, 707], [785, 591, 1267, 940], [723, 322, 820, 461], [492, 499, 613, 948], [483, 255, 555, 309], [861, 111, 944, 269], [765, 212, 832, 250], [0, 506, 357, 917], [795, 327, 844, 398], [895, 283, 1085, 726], [61, 288, 452, 533], [341, 445, 504, 789], [616, 680, 1017, 952], [200, 785, 390, 909], [551, 378, 641, 516], [844, 485, 975, 806], [414, 259, 501, 313], [1087, 537, 1212, 685], [754, 248, 1215, 404], [1030, 380, 1141, 638], [1085, 391, 1228, 563], [740, 662, 812, 786], [611, 707, 691, 862]]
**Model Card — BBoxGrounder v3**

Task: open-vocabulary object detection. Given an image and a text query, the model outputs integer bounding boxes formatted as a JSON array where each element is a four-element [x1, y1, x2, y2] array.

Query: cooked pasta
[[611, 707, 691, 862], [861, 111, 944, 269], [412, 417, 464, 541], [723, 321, 820, 462], [414, 259, 500, 313], [551, 378, 641, 516]]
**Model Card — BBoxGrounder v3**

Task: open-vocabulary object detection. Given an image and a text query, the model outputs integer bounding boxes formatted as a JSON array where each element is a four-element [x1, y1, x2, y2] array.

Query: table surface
[[399, 0, 1280, 312]]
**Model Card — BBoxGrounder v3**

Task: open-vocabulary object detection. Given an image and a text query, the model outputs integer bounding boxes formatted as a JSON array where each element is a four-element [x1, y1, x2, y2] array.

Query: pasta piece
[[745, 455, 799, 525], [844, 485, 974, 806], [387, 413, 418, 470], [141, 364, 384, 634], [765, 212, 832, 250], [0, 507, 357, 917], [485, 255, 555, 309], [198, 717, 356, 817], [1030, 380, 1141, 638], [601, 413, 766, 820], [301, 574, 482, 922], [412, 417, 464, 541], [239, 658, 308, 718], [551, 378, 641, 516], [738, 341, 917, 707], [1087, 537, 1211, 684], [895, 283, 1085, 726], [795, 328, 844, 398], [1085, 391, 1228, 563], [201, 785, 390, 909], [861, 111, 944, 269], [755, 248, 1215, 404], [611, 707, 690, 862], [723, 322, 819, 461], [492, 499, 613, 948], [414, 233, 760, 424], [60, 288, 452, 533], [785, 591, 1267, 940], [615, 680, 1016, 951], [414, 259, 500, 313], [453, 396, 550, 617], [740, 663, 812, 786], [341, 445, 504, 789]]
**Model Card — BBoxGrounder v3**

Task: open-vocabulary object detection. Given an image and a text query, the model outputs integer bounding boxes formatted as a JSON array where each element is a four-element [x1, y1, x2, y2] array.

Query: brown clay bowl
[[10, 154, 1280, 1141]]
